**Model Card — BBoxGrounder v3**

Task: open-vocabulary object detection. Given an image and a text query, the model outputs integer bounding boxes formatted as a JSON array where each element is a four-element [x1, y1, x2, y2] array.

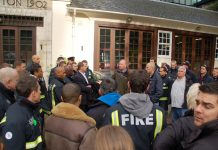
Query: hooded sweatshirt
[[119, 92, 153, 118]]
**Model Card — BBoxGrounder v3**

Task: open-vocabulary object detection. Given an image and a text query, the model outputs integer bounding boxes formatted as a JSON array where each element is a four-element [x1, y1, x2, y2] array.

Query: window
[[185, 36, 192, 63], [129, 31, 139, 69], [3, 30, 16, 65], [20, 30, 33, 61], [142, 32, 152, 69], [0, 27, 36, 65], [174, 35, 182, 65], [115, 30, 125, 65], [158, 30, 172, 58], [99, 28, 111, 69], [216, 37, 218, 59]]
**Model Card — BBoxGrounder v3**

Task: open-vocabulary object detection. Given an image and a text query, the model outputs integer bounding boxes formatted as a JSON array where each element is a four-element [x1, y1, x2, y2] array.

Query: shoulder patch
[[5, 132, 13, 140]]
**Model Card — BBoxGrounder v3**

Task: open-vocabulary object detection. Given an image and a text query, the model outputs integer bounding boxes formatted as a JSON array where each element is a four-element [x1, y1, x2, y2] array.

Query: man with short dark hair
[[197, 65, 213, 84], [169, 60, 178, 81], [87, 77, 121, 128], [45, 83, 97, 150], [103, 70, 166, 150], [14, 60, 26, 74], [183, 61, 197, 83], [2, 75, 43, 150], [48, 56, 65, 84], [73, 62, 92, 112], [212, 67, 218, 81], [154, 82, 218, 150], [159, 66, 172, 111]]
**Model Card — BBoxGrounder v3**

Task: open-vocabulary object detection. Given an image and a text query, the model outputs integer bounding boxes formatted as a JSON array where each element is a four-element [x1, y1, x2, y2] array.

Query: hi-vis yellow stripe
[[40, 95, 45, 99], [51, 85, 56, 108], [159, 97, 168, 101], [111, 110, 119, 126], [0, 116, 6, 124], [154, 109, 163, 139], [25, 136, 42, 149]]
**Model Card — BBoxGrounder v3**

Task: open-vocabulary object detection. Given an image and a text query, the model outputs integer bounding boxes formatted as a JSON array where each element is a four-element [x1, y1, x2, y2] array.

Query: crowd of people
[[0, 54, 217, 150]]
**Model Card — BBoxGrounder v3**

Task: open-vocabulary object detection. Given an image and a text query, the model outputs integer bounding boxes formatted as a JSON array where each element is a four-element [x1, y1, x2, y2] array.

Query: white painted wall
[[73, 18, 95, 70], [52, 1, 73, 67]]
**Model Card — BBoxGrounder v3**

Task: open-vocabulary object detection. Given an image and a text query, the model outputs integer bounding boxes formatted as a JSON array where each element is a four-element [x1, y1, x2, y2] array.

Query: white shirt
[[79, 71, 89, 84]]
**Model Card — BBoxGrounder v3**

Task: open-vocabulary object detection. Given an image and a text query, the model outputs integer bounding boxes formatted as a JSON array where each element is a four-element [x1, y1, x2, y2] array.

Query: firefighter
[[102, 70, 166, 150], [159, 66, 173, 112], [2, 75, 43, 150]]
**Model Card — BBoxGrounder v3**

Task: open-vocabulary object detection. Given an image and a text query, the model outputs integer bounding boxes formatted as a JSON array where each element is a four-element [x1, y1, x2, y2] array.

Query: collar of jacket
[[52, 102, 96, 125], [182, 119, 218, 147], [0, 82, 15, 102], [18, 96, 39, 109]]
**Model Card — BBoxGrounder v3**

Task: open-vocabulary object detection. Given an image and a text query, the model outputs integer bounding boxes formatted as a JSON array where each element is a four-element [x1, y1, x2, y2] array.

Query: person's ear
[[75, 95, 82, 106]]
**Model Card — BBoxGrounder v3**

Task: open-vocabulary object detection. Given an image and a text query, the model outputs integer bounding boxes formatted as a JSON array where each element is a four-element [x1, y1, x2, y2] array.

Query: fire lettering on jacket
[[121, 114, 154, 126]]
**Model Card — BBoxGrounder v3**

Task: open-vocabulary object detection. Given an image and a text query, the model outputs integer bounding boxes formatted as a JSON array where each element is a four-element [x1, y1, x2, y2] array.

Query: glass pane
[[3, 30, 16, 65], [175, 35, 182, 65], [20, 30, 33, 62], [129, 31, 139, 69]]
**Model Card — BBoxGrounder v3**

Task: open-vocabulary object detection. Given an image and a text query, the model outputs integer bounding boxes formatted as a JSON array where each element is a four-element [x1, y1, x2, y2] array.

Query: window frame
[[157, 30, 172, 59], [215, 37, 218, 59]]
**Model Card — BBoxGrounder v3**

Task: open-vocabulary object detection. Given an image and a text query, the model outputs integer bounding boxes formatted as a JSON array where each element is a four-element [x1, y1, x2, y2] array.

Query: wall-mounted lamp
[[40, 44, 43, 51], [126, 16, 132, 24]]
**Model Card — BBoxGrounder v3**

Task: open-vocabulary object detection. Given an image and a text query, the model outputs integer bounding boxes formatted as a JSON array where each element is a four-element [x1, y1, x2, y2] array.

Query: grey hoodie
[[119, 92, 153, 119]]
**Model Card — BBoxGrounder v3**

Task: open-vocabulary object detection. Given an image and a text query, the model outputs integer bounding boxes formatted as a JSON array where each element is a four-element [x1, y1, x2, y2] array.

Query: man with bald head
[[48, 67, 66, 109], [0, 67, 19, 121], [146, 62, 163, 104], [26, 54, 40, 72], [112, 59, 129, 95]]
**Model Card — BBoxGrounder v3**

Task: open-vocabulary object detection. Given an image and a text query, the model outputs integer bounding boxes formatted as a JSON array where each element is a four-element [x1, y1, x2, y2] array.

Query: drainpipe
[[72, 8, 76, 57]]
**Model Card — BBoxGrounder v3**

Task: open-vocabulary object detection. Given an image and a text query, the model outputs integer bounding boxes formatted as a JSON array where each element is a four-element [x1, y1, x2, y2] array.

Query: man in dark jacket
[[154, 82, 218, 150], [159, 66, 173, 111], [197, 65, 214, 84], [48, 67, 66, 110], [103, 70, 166, 150], [112, 59, 129, 95], [212, 67, 218, 81], [73, 62, 92, 112], [169, 60, 178, 81], [48, 56, 65, 84], [87, 77, 121, 128], [2, 75, 43, 150], [26, 55, 40, 72], [0, 67, 18, 121], [183, 61, 197, 83], [146, 62, 163, 104]]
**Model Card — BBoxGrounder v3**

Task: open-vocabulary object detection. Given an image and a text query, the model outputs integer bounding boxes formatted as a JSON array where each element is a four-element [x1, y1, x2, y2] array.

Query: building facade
[[1, 0, 218, 75], [0, 0, 52, 70]]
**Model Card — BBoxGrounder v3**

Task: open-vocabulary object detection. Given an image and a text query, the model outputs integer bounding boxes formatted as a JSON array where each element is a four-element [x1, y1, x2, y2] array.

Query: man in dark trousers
[[2, 75, 43, 150]]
